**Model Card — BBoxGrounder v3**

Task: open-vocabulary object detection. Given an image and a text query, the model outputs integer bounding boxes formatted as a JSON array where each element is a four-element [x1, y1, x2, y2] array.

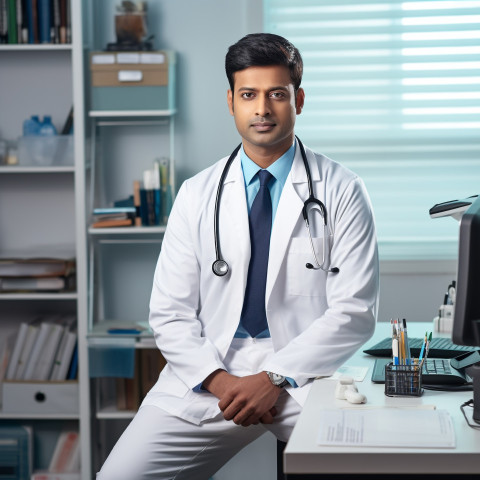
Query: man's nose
[[255, 96, 271, 117]]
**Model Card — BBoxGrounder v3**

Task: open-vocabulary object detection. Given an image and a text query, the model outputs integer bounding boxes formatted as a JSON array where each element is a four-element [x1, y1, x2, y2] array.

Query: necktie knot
[[258, 170, 273, 188]]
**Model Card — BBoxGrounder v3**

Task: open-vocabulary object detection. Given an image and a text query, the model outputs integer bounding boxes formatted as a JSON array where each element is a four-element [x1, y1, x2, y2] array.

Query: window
[[264, 0, 480, 260]]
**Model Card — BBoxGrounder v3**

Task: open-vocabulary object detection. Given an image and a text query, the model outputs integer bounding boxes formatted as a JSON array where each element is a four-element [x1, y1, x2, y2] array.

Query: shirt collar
[[240, 142, 296, 185]]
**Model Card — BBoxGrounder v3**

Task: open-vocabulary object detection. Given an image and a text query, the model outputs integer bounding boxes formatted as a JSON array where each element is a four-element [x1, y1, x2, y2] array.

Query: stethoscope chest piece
[[212, 259, 229, 276]]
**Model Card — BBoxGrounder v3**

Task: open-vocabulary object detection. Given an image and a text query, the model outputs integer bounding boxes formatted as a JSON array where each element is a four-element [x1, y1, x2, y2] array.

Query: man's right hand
[[203, 369, 280, 427]]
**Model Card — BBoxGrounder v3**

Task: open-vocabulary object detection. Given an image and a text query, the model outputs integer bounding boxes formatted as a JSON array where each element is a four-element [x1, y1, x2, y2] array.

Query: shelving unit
[[0, 1, 91, 477], [78, 2, 177, 471]]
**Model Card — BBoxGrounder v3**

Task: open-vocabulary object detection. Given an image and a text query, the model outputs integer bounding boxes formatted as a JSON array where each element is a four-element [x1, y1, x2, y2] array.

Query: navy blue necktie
[[240, 170, 274, 337]]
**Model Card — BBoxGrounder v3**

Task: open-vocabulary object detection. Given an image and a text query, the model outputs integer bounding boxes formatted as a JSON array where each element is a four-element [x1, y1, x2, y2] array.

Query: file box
[[2, 381, 79, 415], [90, 50, 176, 111], [17, 135, 74, 167]]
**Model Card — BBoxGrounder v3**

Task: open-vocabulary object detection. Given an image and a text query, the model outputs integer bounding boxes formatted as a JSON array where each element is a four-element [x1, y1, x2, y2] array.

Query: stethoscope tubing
[[212, 137, 337, 276]]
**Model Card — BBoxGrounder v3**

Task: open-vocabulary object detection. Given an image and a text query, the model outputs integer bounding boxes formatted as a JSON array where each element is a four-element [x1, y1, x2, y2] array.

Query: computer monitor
[[452, 195, 480, 422]]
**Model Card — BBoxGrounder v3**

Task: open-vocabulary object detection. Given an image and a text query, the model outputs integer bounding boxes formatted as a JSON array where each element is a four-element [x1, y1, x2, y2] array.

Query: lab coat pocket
[[286, 236, 329, 296]]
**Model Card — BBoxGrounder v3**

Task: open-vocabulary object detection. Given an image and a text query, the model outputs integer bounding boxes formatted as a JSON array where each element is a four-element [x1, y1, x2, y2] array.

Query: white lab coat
[[142, 141, 379, 424]]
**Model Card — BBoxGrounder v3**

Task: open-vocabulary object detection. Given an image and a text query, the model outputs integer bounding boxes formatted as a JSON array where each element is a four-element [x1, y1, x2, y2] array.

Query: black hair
[[225, 33, 303, 92]]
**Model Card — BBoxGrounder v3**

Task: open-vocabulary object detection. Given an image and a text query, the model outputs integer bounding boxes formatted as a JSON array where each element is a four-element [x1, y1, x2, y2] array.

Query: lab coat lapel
[[266, 144, 322, 303], [221, 155, 250, 268], [266, 146, 306, 302]]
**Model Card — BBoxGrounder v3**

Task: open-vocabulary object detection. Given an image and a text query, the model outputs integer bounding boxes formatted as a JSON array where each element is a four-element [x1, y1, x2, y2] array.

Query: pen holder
[[385, 362, 423, 397]]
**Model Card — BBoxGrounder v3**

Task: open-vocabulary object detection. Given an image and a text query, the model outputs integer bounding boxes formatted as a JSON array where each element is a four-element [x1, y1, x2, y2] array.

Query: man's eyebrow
[[236, 85, 289, 92]]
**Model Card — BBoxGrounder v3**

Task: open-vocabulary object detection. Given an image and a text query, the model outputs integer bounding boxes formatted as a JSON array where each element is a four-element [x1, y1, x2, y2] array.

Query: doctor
[[98, 33, 379, 479]]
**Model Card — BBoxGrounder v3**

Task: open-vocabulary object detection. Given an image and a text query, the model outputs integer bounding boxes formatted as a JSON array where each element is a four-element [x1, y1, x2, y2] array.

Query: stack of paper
[[317, 408, 455, 448]]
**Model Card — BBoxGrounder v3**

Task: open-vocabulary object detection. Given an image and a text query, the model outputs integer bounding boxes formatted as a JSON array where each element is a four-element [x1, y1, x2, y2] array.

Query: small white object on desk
[[335, 376, 367, 404]]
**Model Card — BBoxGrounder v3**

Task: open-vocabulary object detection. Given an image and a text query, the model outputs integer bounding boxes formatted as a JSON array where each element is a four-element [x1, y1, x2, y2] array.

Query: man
[[98, 32, 378, 480]]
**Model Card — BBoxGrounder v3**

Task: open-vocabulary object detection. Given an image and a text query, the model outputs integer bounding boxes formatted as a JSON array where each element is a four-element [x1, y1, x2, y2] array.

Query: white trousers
[[97, 338, 302, 480]]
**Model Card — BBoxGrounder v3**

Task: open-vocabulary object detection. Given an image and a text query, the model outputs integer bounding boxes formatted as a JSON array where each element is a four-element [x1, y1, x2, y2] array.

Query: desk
[[284, 321, 480, 477]]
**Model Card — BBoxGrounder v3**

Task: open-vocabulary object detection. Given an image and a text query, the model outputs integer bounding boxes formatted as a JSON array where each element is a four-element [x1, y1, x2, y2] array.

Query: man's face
[[227, 65, 304, 162]]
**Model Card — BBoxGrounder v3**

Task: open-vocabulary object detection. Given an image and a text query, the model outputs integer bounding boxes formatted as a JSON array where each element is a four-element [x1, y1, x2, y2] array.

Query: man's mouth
[[251, 121, 275, 131]]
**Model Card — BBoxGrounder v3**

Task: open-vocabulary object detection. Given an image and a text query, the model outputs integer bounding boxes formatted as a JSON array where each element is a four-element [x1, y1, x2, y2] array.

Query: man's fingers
[[218, 394, 234, 412], [259, 411, 275, 424]]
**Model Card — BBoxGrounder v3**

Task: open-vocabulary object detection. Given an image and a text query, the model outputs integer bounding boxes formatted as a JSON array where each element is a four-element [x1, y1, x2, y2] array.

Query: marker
[[392, 337, 399, 366]]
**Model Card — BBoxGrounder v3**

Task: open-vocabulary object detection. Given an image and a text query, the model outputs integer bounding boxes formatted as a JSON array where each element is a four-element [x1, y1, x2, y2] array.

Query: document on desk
[[316, 408, 455, 448]]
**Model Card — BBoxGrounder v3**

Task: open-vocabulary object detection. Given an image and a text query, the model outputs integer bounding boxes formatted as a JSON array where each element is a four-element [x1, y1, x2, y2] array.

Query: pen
[[425, 332, 432, 359], [403, 318, 411, 365], [418, 331, 428, 361]]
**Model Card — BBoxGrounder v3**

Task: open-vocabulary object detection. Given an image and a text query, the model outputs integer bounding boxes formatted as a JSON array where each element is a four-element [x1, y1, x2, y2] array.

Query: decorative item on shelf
[[107, 1, 152, 52]]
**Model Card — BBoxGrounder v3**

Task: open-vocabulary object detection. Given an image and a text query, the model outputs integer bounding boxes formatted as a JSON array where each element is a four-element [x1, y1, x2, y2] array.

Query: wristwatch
[[265, 371, 289, 388]]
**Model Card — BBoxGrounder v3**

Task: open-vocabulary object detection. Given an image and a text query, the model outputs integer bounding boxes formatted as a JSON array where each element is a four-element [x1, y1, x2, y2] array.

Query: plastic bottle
[[22, 115, 41, 136], [38, 116, 58, 136]]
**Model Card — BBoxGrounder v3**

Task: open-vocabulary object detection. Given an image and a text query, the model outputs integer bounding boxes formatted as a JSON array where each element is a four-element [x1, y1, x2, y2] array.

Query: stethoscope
[[212, 136, 339, 276]]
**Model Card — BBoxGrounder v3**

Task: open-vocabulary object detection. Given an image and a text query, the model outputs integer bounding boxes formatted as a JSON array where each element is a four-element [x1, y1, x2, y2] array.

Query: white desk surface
[[284, 321, 480, 475]]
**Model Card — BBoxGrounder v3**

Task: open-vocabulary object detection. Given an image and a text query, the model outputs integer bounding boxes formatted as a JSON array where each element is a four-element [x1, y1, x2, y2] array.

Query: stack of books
[[0, 257, 76, 293], [116, 349, 167, 411], [91, 207, 136, 228], [2, 316, 77, 382], [1, 0, 71, 45]]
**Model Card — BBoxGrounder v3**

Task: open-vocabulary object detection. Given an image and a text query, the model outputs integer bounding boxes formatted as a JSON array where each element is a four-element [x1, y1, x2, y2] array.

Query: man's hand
[[203, 369, 282, 427]]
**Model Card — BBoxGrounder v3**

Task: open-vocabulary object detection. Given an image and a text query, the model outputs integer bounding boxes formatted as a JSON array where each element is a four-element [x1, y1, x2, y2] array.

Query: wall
[[87, 1, 459, 478]]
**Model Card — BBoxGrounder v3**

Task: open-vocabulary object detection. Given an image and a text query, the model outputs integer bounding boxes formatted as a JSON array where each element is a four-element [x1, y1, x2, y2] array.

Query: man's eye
[[241, 92, 254, 99], [270, 92, 285, 99]]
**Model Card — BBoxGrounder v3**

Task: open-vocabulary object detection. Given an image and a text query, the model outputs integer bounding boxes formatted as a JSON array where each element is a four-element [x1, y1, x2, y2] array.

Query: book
[[50, 329, 77, 381], [0, 333, 14, 407], [5, 321, 29, 380], [0, 257, 75, 278], [32, 473, 80, 480], [10, 322, 39, 380], [6, 0, 16, 43], [48, 431, 80, 473], [22, 321, 53, 380], [0, 275, 75, 292], [31, 323, 64, 380], [91, 218, 133, 228], [66, 344, 78, 380], [140, 348, 166, 399]]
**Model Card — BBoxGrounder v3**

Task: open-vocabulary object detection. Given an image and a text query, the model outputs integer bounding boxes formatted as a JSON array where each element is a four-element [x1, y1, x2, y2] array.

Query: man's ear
[[227, 90, 234, 115], [296, 88, 305, 115]]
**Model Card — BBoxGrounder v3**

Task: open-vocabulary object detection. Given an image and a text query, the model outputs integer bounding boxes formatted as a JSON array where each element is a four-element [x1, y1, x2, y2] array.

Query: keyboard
[[363, 336, 478, 359], [371, 357, 470, 386]]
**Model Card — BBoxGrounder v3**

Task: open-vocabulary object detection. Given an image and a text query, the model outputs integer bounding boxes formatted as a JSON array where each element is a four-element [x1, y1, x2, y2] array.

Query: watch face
[[267, 371, 287, 386]]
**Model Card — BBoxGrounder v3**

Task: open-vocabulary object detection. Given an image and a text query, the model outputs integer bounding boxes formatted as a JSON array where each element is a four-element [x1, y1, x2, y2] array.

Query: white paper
[[317, 408, 455, 448], [328, 365, 369, 382]]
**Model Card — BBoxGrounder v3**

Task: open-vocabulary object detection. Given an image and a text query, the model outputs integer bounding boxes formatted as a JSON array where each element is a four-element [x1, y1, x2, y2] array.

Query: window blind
[[264, 0, 480, 260]]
